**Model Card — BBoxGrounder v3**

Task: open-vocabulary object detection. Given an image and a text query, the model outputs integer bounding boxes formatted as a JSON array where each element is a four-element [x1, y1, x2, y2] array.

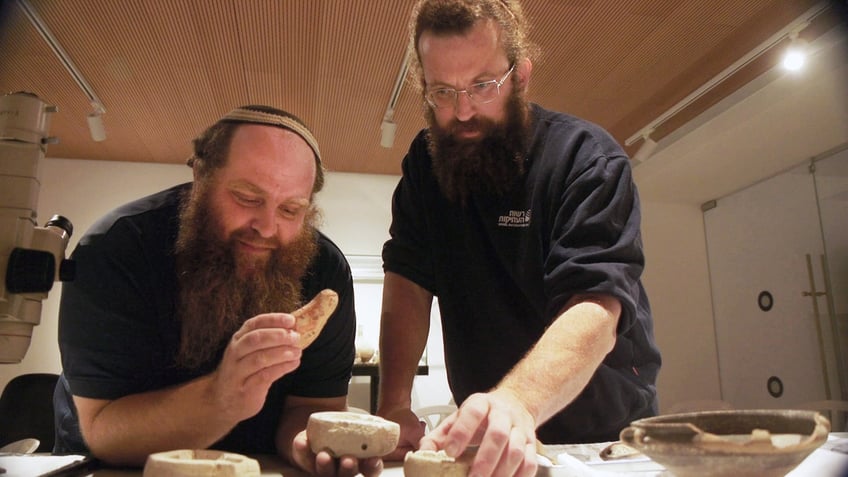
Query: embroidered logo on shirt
[[497, 208, 532, 228]]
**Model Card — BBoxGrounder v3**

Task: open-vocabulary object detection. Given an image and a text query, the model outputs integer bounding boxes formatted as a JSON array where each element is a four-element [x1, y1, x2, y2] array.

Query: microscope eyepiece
[[46, 214, 73, 236]]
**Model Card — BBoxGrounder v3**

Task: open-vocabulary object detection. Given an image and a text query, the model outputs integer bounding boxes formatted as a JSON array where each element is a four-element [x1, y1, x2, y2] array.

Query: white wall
[[638, 200, 722, 411]]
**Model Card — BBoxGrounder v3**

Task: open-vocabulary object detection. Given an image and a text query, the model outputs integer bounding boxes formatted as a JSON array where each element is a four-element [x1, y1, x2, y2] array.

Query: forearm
[[76, 375, 236, 466], [377, 272, 432, 412], [496, 295, 621, 426]]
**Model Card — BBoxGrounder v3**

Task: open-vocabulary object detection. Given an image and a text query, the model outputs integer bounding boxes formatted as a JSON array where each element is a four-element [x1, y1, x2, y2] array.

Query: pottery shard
[[307, 411, 400, 458], [142, 449, 260, 477], [292, 289, 338, 348], [403, 449, 475, 477]]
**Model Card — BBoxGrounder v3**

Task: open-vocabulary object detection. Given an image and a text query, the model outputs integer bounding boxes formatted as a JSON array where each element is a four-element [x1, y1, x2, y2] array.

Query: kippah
[[221, 106, 322, 165]]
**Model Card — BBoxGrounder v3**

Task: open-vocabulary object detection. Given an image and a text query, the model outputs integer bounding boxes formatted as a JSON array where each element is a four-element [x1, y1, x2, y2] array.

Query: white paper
[[0, 454, 89, 477]]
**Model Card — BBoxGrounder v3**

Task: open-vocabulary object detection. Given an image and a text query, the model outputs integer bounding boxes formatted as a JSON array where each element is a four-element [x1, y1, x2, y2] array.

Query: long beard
[[426, 91, 531, 205], [173, 184, 320, 370]]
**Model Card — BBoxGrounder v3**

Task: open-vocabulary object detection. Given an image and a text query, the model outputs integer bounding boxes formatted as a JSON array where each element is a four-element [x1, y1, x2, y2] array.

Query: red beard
[[173, 183, 320, 369]]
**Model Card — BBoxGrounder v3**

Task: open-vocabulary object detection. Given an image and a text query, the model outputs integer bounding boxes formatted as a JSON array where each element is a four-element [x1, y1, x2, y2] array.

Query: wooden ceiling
[[0, 0, 841, 176]]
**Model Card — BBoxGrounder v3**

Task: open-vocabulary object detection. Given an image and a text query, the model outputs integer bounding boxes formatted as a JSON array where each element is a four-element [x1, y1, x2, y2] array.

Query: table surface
[[1, 433, 846, 476]]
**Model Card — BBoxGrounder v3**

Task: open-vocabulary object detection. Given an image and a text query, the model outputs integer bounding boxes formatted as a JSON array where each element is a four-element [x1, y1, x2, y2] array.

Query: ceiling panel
[[0, 0, 840, 176]]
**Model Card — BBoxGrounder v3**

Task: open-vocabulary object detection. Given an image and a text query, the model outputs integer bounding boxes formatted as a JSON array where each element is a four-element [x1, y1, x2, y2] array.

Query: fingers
[[517, 440, 539, 477], [217, 314, 303, 398], [488, 426, 535, 477], [291, 431, 317, 474], [438, 395, 488, 457], [230, 315, 301, 362], [312, 451, 337, 477], [232, 313, 297, 342], [421, 393, 538, 477], [469, 404, 512, 476], [312, 453, 383, 477]]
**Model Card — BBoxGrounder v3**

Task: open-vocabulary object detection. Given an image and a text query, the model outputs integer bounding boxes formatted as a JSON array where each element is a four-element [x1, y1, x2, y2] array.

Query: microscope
[[0, 91, 74, 363]]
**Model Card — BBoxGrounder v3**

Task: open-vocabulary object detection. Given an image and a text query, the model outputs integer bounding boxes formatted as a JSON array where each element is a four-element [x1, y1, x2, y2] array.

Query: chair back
[[0, 373, 60, 453]]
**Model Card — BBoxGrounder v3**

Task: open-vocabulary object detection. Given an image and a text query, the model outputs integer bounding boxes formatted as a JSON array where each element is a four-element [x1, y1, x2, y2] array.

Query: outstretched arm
[[421, 294, 621, 477]]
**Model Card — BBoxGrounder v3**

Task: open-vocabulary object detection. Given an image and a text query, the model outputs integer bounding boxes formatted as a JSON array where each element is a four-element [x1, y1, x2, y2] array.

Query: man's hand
[[378, 407, 426, 461], [210, 313, 303, 423], [291, 430, 384, 477], [419, 391, 538, 477]]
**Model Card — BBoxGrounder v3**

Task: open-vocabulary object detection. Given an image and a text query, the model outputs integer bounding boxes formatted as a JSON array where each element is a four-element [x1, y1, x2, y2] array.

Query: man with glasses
[[377, 1, 661, 476]]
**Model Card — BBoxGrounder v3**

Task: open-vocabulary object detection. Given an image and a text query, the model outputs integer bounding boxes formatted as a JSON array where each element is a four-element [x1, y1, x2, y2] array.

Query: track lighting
[[87, 106, 106, 142], [782, 31, 808, 72], [18, 0, 107, 143], [624, 3, 828, 152], [380, 46, 411, 149], [631, 133, 658, 165]]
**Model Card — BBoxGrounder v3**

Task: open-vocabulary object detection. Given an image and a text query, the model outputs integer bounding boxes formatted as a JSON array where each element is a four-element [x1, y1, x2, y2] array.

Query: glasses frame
[[425, 64, 515, 109]]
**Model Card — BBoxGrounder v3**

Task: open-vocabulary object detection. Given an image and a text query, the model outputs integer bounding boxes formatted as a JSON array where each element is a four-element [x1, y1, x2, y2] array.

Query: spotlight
[[380, 119, 396, 149], [87, 111, 106, 142], [782, 32, 808, 72]]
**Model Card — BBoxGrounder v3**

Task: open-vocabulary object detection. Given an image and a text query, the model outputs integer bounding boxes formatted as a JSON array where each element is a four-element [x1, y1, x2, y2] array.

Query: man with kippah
[[53, 106, 380, 476]]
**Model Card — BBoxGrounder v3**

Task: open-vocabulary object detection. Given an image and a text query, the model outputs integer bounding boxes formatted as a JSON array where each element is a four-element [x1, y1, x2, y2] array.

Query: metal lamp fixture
[[631, 132, 658, 165], [782, 30, 809, 72], [17, 0, 107, 142], [86, 106, 107, 142], [380, 119, 397, 149], [380, 46, 411, 148]]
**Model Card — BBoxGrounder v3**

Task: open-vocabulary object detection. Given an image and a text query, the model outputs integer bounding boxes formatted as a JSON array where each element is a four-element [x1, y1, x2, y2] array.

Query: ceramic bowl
[[620, 409, 830, 477]]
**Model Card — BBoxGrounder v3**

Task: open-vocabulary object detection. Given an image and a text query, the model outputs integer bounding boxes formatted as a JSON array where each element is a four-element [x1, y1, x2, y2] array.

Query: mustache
[[230, 227, 279, 249], [446, 117, 491, 137]]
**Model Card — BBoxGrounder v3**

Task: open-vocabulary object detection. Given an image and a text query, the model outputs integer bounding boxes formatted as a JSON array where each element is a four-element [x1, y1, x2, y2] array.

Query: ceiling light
[[380, 119, 396, 148], [782, 32, 808, 71], [87, 105, 106, 142], [380, 45, 411, 148]]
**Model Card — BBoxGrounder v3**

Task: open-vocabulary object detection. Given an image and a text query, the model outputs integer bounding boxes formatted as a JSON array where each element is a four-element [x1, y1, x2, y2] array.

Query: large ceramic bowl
[[620, 409, 830, 477]]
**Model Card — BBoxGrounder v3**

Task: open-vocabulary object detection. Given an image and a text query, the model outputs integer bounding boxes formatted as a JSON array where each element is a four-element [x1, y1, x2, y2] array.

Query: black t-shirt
[[382, 104, 661, 443], [54, 183, 356, 454]]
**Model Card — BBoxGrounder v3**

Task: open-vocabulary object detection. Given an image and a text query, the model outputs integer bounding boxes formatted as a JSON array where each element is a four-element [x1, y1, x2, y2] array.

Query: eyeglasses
[[425, 64, 515, 109]]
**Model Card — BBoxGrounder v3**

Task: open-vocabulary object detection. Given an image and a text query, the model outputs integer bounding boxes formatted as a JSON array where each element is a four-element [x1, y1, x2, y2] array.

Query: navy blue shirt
[[54, 183, 356, 454], [383, 104, 661, 443]]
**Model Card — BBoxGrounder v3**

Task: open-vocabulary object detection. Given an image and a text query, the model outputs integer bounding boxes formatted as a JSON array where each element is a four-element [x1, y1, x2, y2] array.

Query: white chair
[[793, 400, 848, 432], [665, 399, 734, 414], [415, 404, 457, 432]]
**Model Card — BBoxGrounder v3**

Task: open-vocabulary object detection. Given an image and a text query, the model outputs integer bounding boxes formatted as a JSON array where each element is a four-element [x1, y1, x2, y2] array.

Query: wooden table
[[352, 363, 429, 414]]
